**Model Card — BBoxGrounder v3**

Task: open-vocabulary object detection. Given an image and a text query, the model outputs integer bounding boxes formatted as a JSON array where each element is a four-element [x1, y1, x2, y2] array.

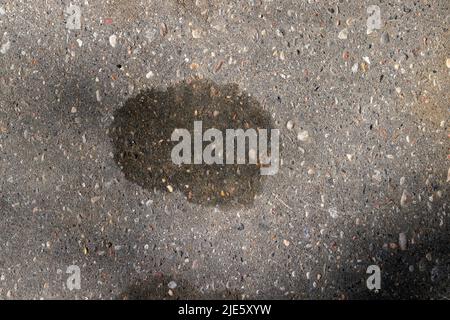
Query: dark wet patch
[[109, 78, 275, 208]]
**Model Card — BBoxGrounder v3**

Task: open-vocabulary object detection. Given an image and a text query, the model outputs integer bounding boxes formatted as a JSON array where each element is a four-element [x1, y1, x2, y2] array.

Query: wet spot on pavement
[[109, 78, 276, 208]]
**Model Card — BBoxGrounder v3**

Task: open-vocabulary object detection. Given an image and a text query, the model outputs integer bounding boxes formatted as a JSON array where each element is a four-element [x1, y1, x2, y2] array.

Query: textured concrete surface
[[0, 0, 449, 299]]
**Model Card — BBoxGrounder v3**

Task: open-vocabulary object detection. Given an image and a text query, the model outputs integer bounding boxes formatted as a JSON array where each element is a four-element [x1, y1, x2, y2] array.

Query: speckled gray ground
[[0, 0, 449, 300]]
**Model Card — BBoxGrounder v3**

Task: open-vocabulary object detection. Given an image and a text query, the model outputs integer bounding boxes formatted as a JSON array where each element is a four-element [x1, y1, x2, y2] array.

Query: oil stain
[[109, 78, 275, 208]]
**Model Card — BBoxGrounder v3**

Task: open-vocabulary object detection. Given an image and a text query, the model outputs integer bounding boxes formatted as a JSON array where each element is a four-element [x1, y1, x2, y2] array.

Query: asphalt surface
[[0, 0, 449, 299]]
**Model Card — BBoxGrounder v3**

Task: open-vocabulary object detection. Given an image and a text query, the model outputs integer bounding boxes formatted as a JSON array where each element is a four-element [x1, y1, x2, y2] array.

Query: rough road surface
[[0, 0, 448, 299]]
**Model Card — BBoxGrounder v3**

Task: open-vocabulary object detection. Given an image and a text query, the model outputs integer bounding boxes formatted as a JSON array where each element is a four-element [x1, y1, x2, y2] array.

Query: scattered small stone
[[283, 239, 290, 247], [168, 281, 177, 289], [76, 39, 83, 47], [338, 28, 348, 39], [0, 7, 5, 16], [399, 232, 407, 250], [366, 10, 381, 34], [160, 23, 168, 37], [189, 62, 199, 70], [446, 58, 450, 69], [71, 106, 77, 113], [192, 29, 202, 39], [0, 122, 7, 134], [328, 207, 338, 219], [96, 90, 101, 102], [104, 18, 113, 25], [146, 71, 154, 79], [351, 63, 358, 73], [90, 196, 101, 204], [297, 130, 309, 141], [425, 253, 432, 261], [145, 28, 157, 42], [286, 120, 294, 130], [400, 189, 409, 207], [168, 289, 174, 296], [380, 32, 390, 44], [342, 50, 350, 60], [214, 60, 224, 72], [360, 62, 369, 72], [237, 223, 244, 231], [109, 34, 117, 48], [0, 40, 10, 54]]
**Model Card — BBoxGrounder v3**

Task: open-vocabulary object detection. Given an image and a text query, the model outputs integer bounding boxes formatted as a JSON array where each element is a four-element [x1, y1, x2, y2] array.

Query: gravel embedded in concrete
[[0, 0, 448, 300]]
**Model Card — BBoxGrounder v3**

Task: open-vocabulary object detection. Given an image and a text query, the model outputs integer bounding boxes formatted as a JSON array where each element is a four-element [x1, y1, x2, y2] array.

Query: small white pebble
[[399, 232, 407, 251], [400, 189, 408, 207], [338, 28, 348, 39], [168, 281, 177, 289], [96, 90, 101, 102], [109, 34, 117, 48], [286, 120, 294, 130], [297, 130, 309, 141], [0, 41, 10, 54], [328, 207, 338, 219], [191, 29, 202, 39]]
